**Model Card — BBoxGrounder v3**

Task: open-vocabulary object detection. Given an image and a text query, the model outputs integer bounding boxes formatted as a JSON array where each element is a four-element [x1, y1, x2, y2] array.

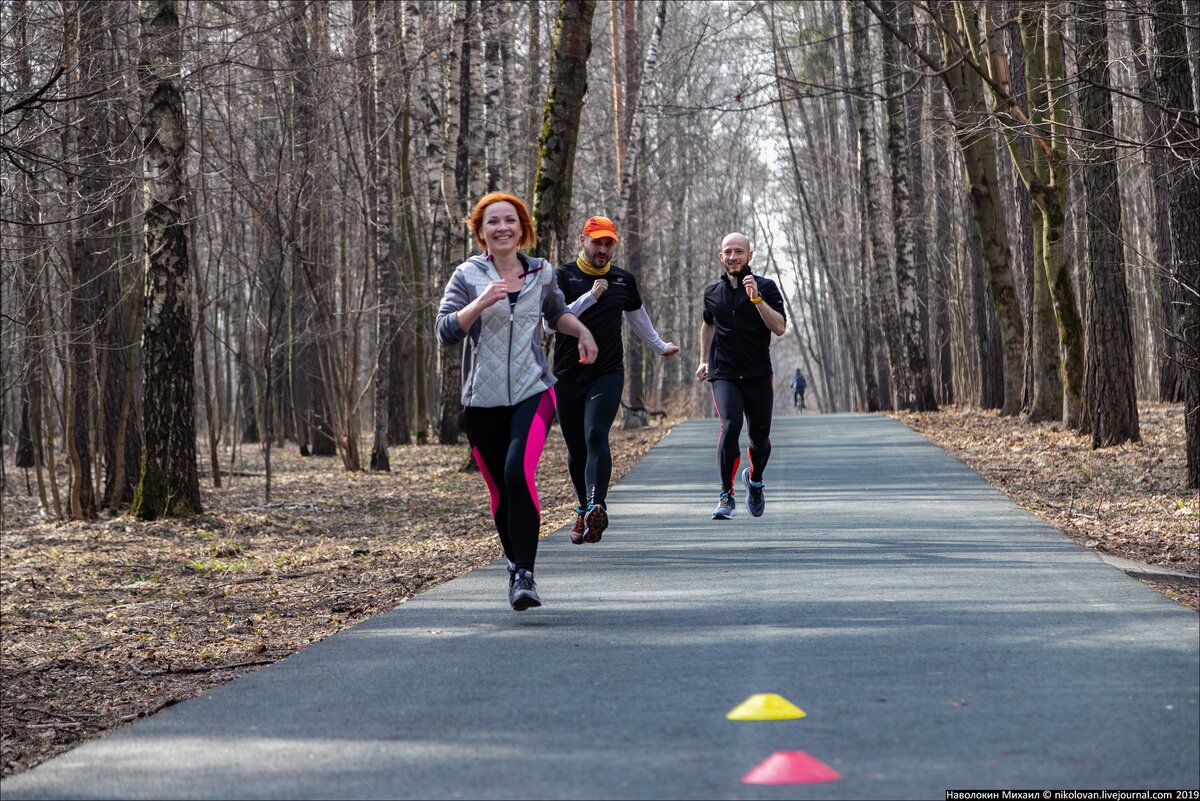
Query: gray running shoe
[[508, 569, 541, 611], [741, 467, 765, 517], [711, 491, 736, 520]]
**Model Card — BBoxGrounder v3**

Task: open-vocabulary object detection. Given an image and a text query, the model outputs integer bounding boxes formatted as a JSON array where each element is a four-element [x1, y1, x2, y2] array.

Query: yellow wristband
[[750, 295, 763, 304]]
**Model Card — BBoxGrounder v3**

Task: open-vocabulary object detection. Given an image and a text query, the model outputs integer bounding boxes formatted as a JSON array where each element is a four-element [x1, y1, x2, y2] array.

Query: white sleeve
[[542, 291, 598, 334], [624, 306, 670, 354]]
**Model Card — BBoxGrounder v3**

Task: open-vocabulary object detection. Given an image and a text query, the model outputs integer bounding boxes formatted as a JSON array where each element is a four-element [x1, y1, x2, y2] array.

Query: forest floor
[[1, 403, 1196, 779]]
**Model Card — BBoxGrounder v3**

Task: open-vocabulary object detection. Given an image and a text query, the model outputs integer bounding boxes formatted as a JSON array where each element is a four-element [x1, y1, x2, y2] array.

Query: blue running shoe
[[583, 503, 608, 543], [712, 491, 736, 519], [741, 467, 765, 517]]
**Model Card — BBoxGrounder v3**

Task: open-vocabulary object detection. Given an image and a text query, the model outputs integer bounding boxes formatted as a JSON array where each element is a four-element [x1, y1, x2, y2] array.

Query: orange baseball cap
[[581, 216, 620, 242]]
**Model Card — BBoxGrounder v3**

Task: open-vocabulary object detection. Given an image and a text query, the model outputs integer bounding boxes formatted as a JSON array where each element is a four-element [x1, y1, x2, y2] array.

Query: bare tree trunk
[[1128, 14, 1184, 403], [926, 0, 1083, 422], [852, 1, 905, 409], [526, 0, 542, 198], [612, 0, 666, 226], [981, 1, 1085, 426], [621, 179, 648, 428], [88, 1, 139, 509], [14, 0, 52, 517], [609, 0, 625, 190], [902, 1, 936, 410], [65, 1, 101, 520], [133, 0, 202, 519], [1154, 0, 1200, 488], [394, 1, 421, 444], [884, 0, 936, 411], [532, 0, 596, 264], [438, 0, 474, 445], [928, 0, 1025, 414], [481, 0, 506, 191], [356, 0, 390, 471], [1077, 0, 1139, 447], [859, 205, 881, 412]]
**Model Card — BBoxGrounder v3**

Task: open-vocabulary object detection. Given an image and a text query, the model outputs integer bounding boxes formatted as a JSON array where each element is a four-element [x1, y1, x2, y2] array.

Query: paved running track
[[3, 414, 1197, 800]]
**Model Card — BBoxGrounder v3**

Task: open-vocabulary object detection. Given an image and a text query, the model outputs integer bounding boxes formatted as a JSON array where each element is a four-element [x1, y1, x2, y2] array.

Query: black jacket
[[702, 270, 785, 381]]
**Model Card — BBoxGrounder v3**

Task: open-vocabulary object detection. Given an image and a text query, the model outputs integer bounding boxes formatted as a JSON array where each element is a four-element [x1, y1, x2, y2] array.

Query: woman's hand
[[455, 280, 510, 332], [478, 280, 510, 309]]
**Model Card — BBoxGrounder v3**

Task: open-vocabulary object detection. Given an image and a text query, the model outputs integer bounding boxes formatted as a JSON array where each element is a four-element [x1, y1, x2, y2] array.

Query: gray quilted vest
[[435, 254, 568, 408]]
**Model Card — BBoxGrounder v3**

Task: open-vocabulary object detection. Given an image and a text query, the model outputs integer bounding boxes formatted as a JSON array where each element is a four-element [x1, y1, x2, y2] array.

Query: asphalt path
[[3, 414, 1197, 800]]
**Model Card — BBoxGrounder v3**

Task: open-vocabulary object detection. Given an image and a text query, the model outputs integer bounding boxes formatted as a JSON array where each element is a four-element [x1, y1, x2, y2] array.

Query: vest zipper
[[507, 298, 515, 405]]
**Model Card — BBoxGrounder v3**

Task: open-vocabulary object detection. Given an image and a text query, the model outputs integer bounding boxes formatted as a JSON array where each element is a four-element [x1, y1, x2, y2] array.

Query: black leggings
[[555, 371, 623, 509], [710, 376, 774, 492], [462, 390, 556, 572]]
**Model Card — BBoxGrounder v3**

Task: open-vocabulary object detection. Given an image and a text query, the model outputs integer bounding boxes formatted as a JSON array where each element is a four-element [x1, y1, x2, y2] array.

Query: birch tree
[[882, 0, 936, 411], [132, 0, 201, 518]]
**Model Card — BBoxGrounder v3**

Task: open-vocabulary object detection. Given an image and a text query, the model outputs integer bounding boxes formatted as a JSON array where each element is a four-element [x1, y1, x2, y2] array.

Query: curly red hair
[[466, 192, 538, 251]]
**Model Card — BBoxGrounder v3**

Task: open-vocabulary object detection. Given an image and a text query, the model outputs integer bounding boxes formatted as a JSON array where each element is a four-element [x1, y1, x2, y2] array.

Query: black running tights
[[554, 370, 624, 509], [462, 390, 556, 572], [709, 376, 774, 492]]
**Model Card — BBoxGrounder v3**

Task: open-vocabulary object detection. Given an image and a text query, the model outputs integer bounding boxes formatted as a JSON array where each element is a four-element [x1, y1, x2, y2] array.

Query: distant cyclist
[[695, 232, 786, 520], [548, 216, 678, 544], [791, 368, 807, 411]]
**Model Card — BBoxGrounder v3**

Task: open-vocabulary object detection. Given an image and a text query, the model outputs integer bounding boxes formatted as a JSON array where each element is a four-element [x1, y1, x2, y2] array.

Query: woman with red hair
[[436, 192, 598, 611]]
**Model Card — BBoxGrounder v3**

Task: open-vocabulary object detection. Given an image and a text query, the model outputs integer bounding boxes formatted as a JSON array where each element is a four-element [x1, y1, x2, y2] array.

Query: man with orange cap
[[548, 216, 679, 544]]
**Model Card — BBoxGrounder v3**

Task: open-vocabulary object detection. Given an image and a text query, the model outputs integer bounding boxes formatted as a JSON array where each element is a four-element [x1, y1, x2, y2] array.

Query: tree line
[[2, 0, 1196, 526]]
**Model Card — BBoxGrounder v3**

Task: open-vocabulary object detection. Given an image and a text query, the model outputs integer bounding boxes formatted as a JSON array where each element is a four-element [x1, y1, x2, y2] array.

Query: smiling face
[[719, 233, 753, 275], [479, 201, 522, 255], [579, 234, 616, 269]]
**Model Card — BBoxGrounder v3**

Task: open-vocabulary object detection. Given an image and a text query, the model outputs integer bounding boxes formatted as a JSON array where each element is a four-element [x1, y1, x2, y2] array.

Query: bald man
[[695, 232, 786, 519]]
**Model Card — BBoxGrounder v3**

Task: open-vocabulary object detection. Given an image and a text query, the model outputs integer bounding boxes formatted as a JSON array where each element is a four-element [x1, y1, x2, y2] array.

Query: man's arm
[[740, 275, 786, 337], [695, 320, 715, 380], [753, 299, 786, 337], [625, 306, 679, 357]]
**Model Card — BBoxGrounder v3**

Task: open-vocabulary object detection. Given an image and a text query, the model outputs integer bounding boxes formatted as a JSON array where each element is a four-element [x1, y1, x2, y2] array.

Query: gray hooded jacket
[[435, 253, 569, 408]]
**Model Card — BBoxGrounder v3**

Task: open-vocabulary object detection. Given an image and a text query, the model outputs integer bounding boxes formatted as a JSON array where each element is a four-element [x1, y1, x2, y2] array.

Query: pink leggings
[[463, 390, 556, 571]]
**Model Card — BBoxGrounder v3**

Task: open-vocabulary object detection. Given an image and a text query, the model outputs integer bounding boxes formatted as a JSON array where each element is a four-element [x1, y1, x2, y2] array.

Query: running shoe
[[570, 507, 586, 544], [508, 569, 541, 611], [711, 491, 736, 519], [741, 467, 765, 517], [583, 503, 608, 543]]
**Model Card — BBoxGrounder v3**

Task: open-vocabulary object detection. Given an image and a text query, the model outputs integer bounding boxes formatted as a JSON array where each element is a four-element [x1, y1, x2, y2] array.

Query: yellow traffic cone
[[725, 693, 807, 721]]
